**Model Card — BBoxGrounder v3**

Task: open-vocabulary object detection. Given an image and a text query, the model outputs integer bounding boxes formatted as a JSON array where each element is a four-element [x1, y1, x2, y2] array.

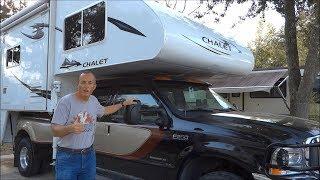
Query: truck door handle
[[106, 125, 110, 134], [194, 128, 203, 131]]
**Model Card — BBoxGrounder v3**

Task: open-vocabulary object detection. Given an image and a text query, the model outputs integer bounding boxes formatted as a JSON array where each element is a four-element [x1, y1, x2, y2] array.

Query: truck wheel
[[199, 171, 243, 180], [17, 137, 40, 177]]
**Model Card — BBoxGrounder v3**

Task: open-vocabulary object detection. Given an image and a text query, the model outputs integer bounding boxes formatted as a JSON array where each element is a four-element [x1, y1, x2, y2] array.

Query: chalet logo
[[60, 58, 108, 69], [202, 37, 232, 52], [60, 58, 82, 69], [83, 58, 108, 68], [182, 35, 242, 56], [21, 23, 62, 40]]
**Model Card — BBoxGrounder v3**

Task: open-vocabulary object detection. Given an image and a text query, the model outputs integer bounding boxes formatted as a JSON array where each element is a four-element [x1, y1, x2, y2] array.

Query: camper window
[[64, 1, 105, 50], [6, 45, 20, 68]]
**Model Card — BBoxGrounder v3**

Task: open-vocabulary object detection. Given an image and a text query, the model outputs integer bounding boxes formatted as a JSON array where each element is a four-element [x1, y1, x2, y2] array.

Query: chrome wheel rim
[[20, 147, 29, 169]]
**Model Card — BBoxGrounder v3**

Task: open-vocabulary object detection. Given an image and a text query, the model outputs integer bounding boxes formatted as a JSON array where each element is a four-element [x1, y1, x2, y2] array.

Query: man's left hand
[[123, 98, 137, 106]]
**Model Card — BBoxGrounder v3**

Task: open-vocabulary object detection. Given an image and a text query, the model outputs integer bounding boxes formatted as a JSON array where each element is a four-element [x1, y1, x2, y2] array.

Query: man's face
[[77, 73, 96, 98]]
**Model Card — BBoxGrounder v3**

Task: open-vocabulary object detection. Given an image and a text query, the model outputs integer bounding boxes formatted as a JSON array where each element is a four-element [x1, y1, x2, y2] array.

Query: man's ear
[[93, 84, 97, 91]]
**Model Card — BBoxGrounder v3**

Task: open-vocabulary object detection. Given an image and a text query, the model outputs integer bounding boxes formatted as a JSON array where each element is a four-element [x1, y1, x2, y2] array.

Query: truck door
[[94, 87, 174, 179]]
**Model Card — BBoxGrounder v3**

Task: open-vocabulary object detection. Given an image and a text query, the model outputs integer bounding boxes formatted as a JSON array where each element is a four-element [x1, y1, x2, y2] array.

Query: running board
[[96, 167, 142, 180]]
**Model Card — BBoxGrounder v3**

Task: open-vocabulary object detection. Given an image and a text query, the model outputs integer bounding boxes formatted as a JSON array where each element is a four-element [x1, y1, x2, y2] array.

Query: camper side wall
[[1, 10, 50, 112]]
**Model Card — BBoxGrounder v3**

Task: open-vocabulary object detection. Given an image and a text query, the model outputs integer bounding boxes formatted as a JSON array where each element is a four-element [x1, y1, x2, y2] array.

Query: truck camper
[[1, 0, 319, 179]]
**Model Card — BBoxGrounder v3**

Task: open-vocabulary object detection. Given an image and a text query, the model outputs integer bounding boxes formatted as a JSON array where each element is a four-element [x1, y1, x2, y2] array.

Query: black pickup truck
[[13, 75, 319, 179], [91, 75, 320, 180]]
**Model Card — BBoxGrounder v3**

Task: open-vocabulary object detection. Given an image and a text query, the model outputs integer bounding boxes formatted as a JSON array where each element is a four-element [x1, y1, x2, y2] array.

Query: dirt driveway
[[1, 143, 110, 180], [1, 155, 110, 180], [1, 155, 54, 180]]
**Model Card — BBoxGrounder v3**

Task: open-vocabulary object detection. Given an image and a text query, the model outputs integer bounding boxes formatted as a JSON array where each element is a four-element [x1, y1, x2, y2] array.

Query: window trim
[[6, 45, 21, 69], [63, 1, 106, 52]]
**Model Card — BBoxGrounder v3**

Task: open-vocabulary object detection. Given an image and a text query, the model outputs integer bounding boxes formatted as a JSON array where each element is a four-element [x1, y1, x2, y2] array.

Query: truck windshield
[[156, 81, 236, 115]]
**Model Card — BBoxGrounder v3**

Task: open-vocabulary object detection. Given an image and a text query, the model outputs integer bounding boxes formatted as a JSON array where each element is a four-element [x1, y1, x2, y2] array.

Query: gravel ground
[[0, 143, 109, 180], [0, 143, 13, 156]]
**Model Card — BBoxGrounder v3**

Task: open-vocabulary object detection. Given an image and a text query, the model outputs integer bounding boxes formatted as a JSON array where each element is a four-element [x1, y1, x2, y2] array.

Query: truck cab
[[91, 75, 320, 180]]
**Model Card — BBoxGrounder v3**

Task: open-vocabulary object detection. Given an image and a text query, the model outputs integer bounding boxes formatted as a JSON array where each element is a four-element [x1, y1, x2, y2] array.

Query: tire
[[199, 171, 243, 180], [17, 137, 41, 177]]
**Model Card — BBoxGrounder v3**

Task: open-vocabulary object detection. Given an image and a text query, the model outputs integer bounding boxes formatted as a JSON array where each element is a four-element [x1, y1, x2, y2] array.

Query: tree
[[160, 0, 319, 118], [251, 12, 310, 69], [283, 0, 319, 118], [0, 0, 27, 22], [250, 20, 287, 69]]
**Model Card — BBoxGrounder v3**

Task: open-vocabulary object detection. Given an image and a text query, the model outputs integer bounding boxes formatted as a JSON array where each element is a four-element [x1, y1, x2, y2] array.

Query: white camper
[[1, 2, 319, 180], [1, 0, 254, 142]]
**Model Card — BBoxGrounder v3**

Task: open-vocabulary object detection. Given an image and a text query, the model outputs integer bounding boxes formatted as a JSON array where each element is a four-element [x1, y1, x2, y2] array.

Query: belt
[[57, 145, 93, 154]]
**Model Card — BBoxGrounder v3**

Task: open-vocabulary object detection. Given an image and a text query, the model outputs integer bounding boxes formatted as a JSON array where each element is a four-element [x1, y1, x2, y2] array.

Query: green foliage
[[249, 20, 287, 69], [0, 0, 27, 22], [250, 14, 310, 69]]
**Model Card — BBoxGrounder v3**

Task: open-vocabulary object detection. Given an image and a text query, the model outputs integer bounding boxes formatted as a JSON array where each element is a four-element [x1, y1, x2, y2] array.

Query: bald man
[[51, 71, 135, 180]]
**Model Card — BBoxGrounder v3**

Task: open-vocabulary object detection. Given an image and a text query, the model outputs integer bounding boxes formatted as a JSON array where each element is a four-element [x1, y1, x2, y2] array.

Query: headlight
[[272, 148, 305, 167], [267, 136, 320, 179], [269, 147, 306, 176]]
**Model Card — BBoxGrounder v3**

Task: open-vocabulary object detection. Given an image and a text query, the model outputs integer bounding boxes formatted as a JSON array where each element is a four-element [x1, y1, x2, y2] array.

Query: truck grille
[[305, 135, 320, 167]]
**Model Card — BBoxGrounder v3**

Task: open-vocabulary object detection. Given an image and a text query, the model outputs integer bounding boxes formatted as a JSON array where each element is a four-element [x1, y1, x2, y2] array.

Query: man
[[51, 71, 135, 180]]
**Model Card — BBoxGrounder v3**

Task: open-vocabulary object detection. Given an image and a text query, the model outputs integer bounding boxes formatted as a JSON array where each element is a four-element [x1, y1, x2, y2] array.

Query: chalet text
[[83, 58, 108, 68], [202, 37, 231, 52]]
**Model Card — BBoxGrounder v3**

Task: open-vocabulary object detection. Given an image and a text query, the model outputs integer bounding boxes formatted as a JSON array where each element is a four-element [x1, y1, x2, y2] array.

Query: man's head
[[77, 71, 96, 99]]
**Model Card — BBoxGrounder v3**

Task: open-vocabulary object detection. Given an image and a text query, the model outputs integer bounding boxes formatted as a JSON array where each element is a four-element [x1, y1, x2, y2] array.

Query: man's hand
[[123, 98, 137, 106], [69, 120, 84, 134], [51, 120, 84, 137], [104, 98, 138, 115]]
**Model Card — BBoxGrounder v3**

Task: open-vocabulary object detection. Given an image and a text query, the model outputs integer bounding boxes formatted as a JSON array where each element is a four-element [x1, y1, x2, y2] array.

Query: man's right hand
[[69, 120, 84, 134]]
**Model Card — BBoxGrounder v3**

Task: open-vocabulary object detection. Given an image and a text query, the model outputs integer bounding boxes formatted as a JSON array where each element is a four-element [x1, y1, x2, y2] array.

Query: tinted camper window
[[6, 45, 20, 68], [64, 12, 82, 50], [83, 2, 105, 45], [64, 1, 105, 50]]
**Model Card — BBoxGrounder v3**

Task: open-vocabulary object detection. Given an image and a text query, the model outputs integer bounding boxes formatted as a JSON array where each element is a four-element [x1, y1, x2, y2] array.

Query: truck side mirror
[[155, 108, 170, 129], [126, 101, 141, 125]]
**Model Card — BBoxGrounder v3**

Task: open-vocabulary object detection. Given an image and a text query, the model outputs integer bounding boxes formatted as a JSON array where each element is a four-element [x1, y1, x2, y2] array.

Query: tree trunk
[[284, 0, 301, 117], [285, 0, 320, 118]]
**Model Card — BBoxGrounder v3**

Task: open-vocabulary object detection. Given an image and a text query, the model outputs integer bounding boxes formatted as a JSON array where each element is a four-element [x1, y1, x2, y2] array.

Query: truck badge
[[173, 134, 189, 141]]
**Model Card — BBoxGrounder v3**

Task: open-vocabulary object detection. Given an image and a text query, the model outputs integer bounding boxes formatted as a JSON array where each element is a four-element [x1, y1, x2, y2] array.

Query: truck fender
[[17, 121, 36, 142], [16, 120, 52, 143], [195, 141, 260, 172], [178, 142, 258, 180]]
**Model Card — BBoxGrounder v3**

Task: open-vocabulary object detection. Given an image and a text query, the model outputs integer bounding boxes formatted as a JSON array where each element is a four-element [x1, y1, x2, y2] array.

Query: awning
[[204, 69, 288, 93]]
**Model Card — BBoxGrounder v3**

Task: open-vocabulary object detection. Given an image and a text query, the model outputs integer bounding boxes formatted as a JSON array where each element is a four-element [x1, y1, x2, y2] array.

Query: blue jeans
[[55, 147, 96, 180]]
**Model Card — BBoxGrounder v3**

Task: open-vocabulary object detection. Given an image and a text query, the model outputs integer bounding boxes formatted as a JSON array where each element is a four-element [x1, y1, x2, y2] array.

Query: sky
[[19, 0, 285, 47]]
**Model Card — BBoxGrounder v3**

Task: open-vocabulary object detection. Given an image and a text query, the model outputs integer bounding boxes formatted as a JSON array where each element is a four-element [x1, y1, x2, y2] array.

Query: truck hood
[[196, 111, 320, 144]]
